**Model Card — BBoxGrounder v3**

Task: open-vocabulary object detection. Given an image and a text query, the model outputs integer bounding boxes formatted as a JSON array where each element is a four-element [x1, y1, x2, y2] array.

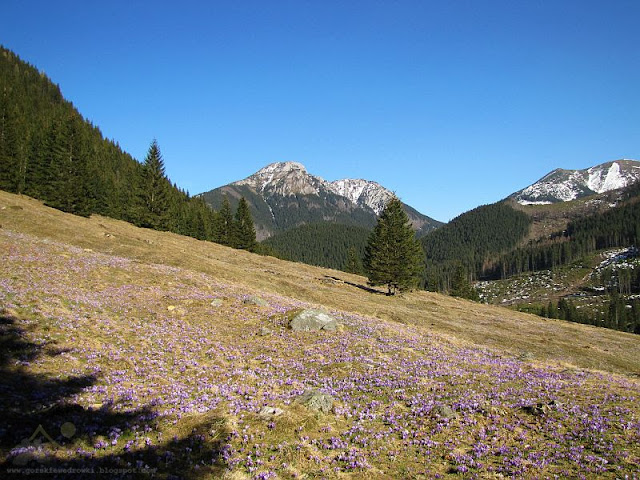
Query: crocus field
[[1, 227, 639, 479]]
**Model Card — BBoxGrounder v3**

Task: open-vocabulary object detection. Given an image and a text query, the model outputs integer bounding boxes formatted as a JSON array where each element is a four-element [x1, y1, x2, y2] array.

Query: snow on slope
[[233, 162, 395, 214], [328, 178, 393, 215], [514, 160, 640, 205]]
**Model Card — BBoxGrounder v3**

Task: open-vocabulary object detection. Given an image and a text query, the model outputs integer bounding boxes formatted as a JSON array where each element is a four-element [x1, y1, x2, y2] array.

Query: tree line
[[0, 46, 256, 251], [520, 293, 640, 335]]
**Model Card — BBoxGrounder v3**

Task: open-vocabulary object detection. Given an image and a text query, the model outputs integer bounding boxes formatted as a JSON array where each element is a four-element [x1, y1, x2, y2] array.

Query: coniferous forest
[[0, 46, 256, 251], [420, 201, 532, 291], [262, 223, 370, 271]]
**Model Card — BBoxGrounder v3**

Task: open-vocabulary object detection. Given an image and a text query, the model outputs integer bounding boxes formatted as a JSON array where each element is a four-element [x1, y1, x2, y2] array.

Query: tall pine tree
[[233, 197, 257, 251], [213, 196, 234, 246], [140, 139, 170, 230], [364, 196, 424, 295]]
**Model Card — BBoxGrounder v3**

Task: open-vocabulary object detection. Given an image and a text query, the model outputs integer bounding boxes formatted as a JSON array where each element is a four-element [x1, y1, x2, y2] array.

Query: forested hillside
[[262, 223, 370, 271], [420, 201, 532, 291], [492, 183, 640, 278], [0, 46, 217, 240]]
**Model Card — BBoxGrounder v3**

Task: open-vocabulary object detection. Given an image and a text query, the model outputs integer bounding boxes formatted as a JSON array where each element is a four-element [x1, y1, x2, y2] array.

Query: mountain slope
[[199, 162, 441, 239], [1, 189, 639, 478], [512, 159, 640, 205], [421, 160, 640, 292]]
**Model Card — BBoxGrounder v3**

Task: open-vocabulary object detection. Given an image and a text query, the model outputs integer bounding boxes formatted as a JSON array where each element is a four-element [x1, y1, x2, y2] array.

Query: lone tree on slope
[[363, 196, 424, 295]]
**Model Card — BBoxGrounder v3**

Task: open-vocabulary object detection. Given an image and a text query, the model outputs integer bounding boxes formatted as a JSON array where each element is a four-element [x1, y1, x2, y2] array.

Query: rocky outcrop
[[288, 309, 338, 332]]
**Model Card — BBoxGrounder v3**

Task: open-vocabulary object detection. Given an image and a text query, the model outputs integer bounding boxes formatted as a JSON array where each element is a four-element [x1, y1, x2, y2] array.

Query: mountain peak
[[233, 161, 322, 196], [201, 162, 441, 239], [257, 161, 307, 175], [513, 159, 640, 205]]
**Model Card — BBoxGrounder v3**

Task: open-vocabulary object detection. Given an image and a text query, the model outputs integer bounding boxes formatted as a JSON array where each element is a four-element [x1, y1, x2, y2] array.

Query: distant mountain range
[[511, 159, 640, 205], [199, 162, 442, 240]]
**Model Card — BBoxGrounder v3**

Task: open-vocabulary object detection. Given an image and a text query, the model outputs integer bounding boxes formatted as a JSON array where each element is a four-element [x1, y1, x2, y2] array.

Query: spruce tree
[[344, 246, 363, 274], [213, 196, 234, 246], [233, 197, 257, 251], [140, 139, 170, 229], [363, 196, 424, 295], [450, 263, 479, 301]]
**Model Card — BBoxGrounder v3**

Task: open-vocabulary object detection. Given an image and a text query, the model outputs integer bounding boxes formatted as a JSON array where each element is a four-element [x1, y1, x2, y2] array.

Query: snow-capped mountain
[[234, 162, 326, 197], [512, 160, 640, 205], [200, 162, 441, 239], [328, 178, 392, 215], [233, 162, 393, 214]]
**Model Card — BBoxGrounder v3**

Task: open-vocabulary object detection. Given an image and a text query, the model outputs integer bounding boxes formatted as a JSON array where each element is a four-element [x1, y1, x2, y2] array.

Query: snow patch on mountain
[[513, 160, 640, 205], [328, 179, 393, 215], [587, 162, 629, 193], [233, 162, 395, 215]]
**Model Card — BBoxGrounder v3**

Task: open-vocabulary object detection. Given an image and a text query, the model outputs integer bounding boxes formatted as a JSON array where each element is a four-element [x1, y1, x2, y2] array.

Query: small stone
[[258, 327, 272, 336], [210, 299, 224, 307], [243, 296, 269, 307], [431, 405, 457, 420], [518, 351, 534, 361], [258, 406, 284, 418]]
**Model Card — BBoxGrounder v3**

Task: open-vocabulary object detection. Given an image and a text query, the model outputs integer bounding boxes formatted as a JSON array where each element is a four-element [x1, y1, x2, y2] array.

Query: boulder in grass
[[288, 309, 338, 332], [298, 389, 334, 414]]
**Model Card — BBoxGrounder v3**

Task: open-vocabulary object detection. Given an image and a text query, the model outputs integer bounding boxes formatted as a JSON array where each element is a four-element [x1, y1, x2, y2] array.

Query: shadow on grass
[[0, 312, 228, 479], [323, 275, 387, 295]]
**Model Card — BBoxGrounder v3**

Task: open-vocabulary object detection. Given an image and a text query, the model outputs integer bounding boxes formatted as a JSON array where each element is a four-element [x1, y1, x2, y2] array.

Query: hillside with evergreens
[[0, 46, 256, 251], [492, 184, 640, 279], [262, 223, 370, 271], [420, 201, 532, 292]]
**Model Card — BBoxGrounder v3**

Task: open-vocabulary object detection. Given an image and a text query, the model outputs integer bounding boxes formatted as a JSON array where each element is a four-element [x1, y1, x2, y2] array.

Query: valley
[[1, 190, 639, 478]]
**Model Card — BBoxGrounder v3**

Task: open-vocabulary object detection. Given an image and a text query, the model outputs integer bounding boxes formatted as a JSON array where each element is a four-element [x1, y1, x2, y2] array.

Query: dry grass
[[1, 190, 639, 479], [1, 191, 638, 376]]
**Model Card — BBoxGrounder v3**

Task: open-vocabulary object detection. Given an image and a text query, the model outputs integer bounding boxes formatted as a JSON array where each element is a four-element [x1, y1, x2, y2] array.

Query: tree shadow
[[323, 275, 387, 295], [0, 312, 228, 479]]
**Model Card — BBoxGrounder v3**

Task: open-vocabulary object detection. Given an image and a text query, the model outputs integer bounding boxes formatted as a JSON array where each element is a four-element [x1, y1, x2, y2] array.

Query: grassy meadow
[[1, 191, 639, 479]]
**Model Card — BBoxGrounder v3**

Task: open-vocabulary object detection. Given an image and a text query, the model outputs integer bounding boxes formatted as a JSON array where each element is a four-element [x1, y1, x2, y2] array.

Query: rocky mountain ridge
[[512, 159, 640, 205], [201, 162, 441, 239], [233, 161, 394, 215]]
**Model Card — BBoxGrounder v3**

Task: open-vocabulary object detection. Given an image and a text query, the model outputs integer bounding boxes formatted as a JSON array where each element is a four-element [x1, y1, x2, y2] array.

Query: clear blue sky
[[2, 1, 638, 221]]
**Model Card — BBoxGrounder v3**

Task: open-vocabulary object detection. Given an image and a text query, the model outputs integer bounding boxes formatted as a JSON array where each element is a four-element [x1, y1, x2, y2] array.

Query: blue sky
[[2, 1, 638, 221]]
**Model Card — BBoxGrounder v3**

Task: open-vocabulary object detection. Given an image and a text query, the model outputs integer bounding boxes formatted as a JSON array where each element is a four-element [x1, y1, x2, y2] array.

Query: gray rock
[[258, 327, 272, 336], [258, 406, 284, 418], [431, 405, 457, 420], [210, 298, 224, 307], [243, 295, 269, 307], [517, 350, 534, 361], [289, 309, 338, 332], [521, 400, 559, 416], [298, 389, 334, 414]]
